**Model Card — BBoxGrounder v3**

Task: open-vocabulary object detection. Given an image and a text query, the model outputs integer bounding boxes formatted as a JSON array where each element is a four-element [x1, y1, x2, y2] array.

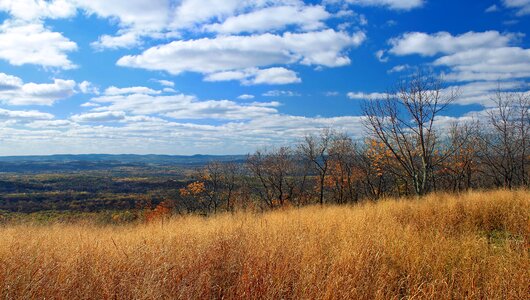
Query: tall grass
[[0, 189, 528, 299]]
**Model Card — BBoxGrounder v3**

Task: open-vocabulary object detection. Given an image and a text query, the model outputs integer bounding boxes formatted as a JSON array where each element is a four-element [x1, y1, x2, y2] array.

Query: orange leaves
[[324, 160, 357, 188], [179, 181, 206, 197], [145, 201, 172, 222], [366, 138, 394, 177]]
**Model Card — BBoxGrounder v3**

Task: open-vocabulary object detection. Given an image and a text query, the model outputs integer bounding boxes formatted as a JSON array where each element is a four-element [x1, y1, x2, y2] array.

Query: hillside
[[0, 189, 528, 299]]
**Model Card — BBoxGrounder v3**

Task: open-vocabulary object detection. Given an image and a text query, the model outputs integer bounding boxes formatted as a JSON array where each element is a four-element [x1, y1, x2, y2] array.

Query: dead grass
[[0, 189, 528, 299]]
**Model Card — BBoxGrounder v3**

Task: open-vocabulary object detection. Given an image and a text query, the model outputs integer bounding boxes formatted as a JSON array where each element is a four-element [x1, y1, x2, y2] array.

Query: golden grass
[[0, 190, 528, 299]]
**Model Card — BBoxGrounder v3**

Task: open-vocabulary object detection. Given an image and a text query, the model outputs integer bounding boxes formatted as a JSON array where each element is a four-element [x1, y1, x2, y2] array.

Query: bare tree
[[327, 134, 362, 203], [480, 90, 530, 188], [299, 129, 334, 204], [247, 147, 299, 208], [199, 162, 240, 213], [442, 123, 478, 192], [363, 72, 458, 195]]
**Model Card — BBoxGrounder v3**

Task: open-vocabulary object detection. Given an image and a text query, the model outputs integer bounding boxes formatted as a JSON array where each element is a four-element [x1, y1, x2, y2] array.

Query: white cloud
[[0, 108, 54, 120], [0, 73, 23, 90], [88, 93, 280, 120], [253, 68, 301, 85], [436, 47, 530, 82], [485, 4, 499, 13], [263, 90, 301, 97], [387, 30, 530, 82], [346, 81, 530, 106], [0, 0, 77, 21], [502, 0, 530, 16], [75, 0, 172, 33], [153, 79, 174, 87], [0, 73, 76, 105], [26, 120, 74, 128], [78, 81, 99, 95], [204, 5, 330, 34], [71, 111, 126, 123], [117, 29, 366, 76], [388, 64, 410, 73], [81, 102, 100, 108], [347, 91, 389, 99], [91, 31, 142, 50], [375, 49, 388, 62], [447, 80, 529, 106], [389, 31, 515, 56], [104, 86, 162, 96], [326, 0, 424, 10], [206, 67, 301, 85], [0, 21, 77, 69], [237, 94, 255, 100], [170, 0, 300, 30], [0, 112, 369, 155]]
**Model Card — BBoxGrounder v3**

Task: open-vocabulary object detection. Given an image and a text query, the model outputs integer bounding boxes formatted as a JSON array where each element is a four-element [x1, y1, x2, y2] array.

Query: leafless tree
[[299, 129, 334, 204], [199, 162, 240, 213], [247, 147, 299, 208], [480, 90, 530, 188], [327, 134, 362, 203], [363, 72, 458, 195], [442, 122, 478, 192]]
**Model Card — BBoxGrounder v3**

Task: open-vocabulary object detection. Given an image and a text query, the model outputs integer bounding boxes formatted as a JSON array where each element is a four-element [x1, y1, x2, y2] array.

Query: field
[[0, 189, 528, 299]]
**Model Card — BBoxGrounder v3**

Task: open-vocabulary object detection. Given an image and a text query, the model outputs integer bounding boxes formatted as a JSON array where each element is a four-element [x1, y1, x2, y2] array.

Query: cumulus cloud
[[0, 0, 77, 21], [91, 31, 143, 50], [446, 81, 529, 106], [0, 21, 77, 69], [0, 108, 54, 120], [71, 111, 126, 123], [0, 73, 76, 105], [204, 5, 330, 34], [87, 93, 280, 120], [502, 0, 530, 16], [237, 94, 255, 100], [205, 67, 301, 85], [387, 30, 530, 82], [262, 90, 301, 97], [26, 119, 74, 128], [435, 47, 530, 81], [0, 114, 369, 155], [78, 81, 99, 95], [389, 31, 515, 57], [104, 86, 162, 96], [153, 79, 174, 87], [0, 73, 23, 90], [117, 30, 366, 75], [388, 64, 410, 73], [347, 91, 389, 99], [375, 50, 388, 62], [325, 0, 424, 10], [485, 4, 499, 13]]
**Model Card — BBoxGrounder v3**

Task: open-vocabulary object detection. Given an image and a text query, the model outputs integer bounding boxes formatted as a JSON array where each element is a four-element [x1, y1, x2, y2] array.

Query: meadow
[[0, 189, 528, 299]]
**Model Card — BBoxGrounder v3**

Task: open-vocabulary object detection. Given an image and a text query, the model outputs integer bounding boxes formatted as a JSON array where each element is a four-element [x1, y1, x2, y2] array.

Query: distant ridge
[[0, 154, 247, 173]]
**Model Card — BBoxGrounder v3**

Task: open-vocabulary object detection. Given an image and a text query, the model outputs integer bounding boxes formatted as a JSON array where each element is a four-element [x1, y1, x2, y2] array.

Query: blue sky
[[0, 0, 529, 155]]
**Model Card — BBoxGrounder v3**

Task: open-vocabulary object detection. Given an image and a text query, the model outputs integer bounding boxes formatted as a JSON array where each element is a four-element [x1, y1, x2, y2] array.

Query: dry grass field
[[0, 189, 528, 299]]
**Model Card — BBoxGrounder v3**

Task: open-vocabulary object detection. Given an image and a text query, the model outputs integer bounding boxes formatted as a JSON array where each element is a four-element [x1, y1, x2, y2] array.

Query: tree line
[[172, 72, 529, 215]]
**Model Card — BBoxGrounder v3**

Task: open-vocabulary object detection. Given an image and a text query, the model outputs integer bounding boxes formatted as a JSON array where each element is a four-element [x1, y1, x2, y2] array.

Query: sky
[[0, 0, 529, 155]]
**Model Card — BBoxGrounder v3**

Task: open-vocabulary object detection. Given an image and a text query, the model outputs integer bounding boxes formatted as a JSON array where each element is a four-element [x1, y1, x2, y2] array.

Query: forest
[[143, 73, 530, 218]]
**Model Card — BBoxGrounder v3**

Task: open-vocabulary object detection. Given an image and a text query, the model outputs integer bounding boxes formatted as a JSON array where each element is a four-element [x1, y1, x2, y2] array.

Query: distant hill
[[0, 154, 246, 164], [0, 154, 247, 173]]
